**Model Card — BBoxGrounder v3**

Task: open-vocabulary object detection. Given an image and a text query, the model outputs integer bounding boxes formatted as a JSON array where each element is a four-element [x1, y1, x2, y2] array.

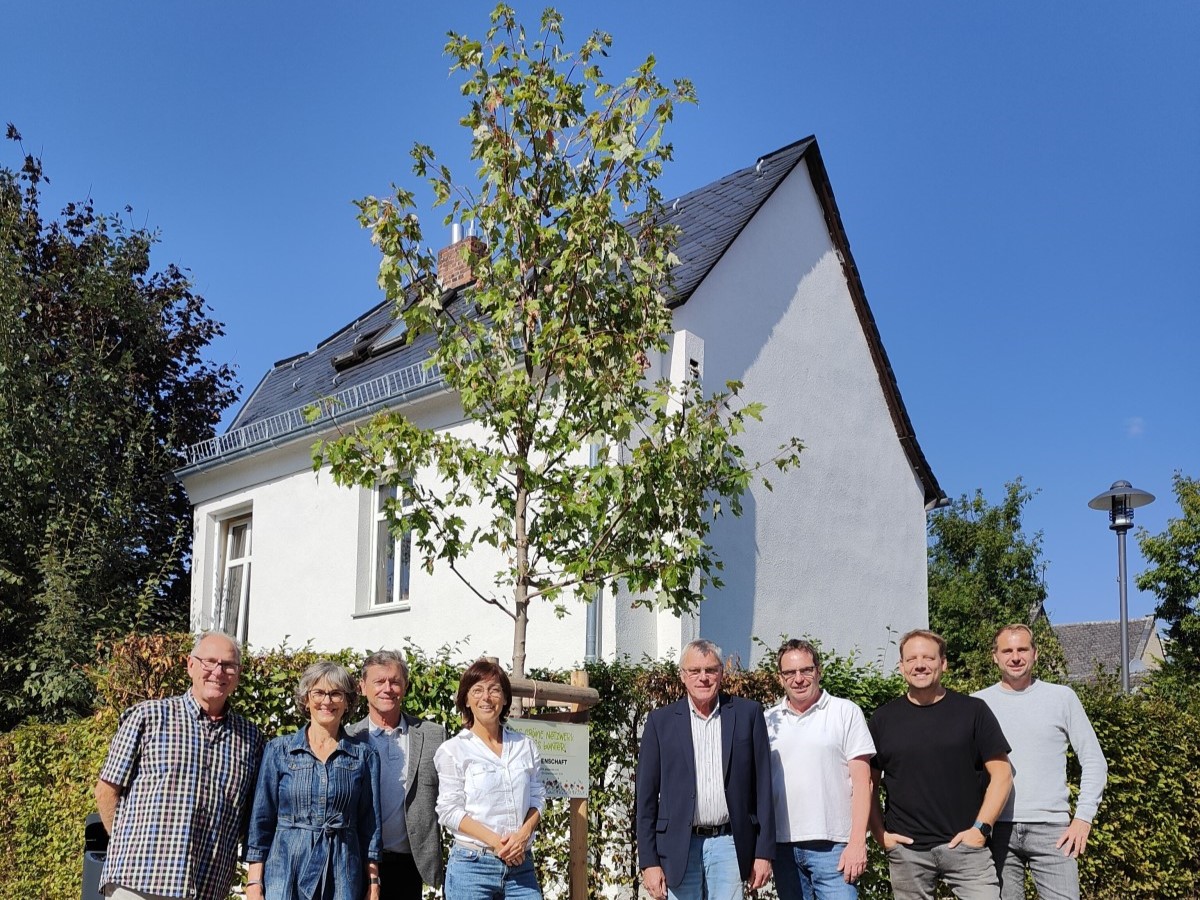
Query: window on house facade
[[372, 484, 412, 608], [215, 515, 252, 641]]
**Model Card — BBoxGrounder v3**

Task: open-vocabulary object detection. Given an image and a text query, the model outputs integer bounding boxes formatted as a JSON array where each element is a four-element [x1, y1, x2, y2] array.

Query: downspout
[[584, 443, 602, 663]]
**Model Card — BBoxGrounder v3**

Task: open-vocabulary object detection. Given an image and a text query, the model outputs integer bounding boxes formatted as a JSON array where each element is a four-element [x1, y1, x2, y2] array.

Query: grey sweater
[[973, 679, 1108, 823]]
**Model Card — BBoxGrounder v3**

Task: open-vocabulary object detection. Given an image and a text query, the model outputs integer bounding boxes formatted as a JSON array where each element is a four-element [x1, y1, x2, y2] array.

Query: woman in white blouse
[[434, 659, 546, 900]]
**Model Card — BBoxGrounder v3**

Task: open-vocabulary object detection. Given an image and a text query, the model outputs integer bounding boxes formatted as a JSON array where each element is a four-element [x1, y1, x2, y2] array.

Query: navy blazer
[[635, 693, 775, 887]]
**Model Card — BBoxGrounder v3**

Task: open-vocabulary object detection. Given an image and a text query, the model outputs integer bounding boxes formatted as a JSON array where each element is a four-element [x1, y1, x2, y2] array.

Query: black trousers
[[379, 850, 423, 900]]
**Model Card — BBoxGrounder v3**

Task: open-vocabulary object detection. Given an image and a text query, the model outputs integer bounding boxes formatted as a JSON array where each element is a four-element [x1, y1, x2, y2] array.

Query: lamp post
[[1088, 480, 1155, 693]]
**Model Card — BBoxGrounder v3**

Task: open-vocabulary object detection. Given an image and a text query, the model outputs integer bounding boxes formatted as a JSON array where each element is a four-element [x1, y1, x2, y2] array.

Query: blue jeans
[[667, 833, 742, 900], [990, 822, 1080, 900], [445, 845, 542, 900], [775, 841, 858, 900]]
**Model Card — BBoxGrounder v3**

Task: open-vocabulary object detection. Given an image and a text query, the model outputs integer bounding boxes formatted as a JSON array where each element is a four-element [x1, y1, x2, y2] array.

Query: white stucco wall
[[185, 390, 593, 670], [664, 162, 930, 668]]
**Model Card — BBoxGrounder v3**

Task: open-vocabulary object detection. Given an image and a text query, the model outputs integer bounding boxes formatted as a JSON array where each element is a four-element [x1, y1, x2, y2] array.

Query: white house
[[175, 137, 945, 670]]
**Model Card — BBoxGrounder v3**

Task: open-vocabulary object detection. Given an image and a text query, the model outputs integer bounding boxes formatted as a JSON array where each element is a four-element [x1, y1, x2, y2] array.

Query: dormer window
[[330, 305, 420, 375], [330, 319, 403, 372], [372, 318, 409, 352]]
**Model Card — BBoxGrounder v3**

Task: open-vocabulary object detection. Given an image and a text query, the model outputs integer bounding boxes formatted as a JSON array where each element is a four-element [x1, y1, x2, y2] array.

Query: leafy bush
[[0, 709, 116, 897], [1073, 680, 1200, 899]]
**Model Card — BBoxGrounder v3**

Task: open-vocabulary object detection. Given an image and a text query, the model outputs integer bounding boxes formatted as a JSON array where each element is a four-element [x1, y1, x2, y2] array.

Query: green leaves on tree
[[927, 479, 1065, 684], [314, 6, 800, 677], [1137, 471, 1200, 677], [0, 127, 238, 726]]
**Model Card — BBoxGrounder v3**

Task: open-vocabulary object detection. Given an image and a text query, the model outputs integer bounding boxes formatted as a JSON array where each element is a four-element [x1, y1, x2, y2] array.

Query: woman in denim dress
[[246, 662, 383, 900], [434, 659, 546, 900]]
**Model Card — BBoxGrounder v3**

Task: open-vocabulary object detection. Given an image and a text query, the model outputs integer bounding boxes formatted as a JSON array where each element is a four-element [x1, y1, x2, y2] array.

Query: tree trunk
[[512, 597, 529, 683], [512, 456, 530, 681]]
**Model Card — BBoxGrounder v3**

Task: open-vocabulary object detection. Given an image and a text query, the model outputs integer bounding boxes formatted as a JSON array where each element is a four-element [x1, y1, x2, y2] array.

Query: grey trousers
[[886, 843, 1001, 900], [990, 821, 1080, 900]]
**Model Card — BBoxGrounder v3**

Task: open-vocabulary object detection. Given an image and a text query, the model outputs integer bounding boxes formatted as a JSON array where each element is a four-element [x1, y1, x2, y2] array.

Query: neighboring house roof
[[1052, 616, 1163, 683], [176, 137, 945, 506]]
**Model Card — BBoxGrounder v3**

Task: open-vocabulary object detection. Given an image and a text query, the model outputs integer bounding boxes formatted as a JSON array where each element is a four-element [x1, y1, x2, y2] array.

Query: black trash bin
[[82, 812, 108, 899]]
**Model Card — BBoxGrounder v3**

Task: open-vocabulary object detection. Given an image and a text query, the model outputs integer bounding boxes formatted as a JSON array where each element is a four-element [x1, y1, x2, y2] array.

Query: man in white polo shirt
[[766, 639, 875, 900]]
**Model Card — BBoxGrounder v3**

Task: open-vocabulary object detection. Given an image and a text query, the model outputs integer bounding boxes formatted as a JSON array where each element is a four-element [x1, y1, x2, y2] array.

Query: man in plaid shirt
[[94, 631, 264, 900]]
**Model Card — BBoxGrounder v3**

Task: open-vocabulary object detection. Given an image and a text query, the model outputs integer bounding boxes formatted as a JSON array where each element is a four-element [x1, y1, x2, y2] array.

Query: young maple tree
[[316, 5, 800, 677]]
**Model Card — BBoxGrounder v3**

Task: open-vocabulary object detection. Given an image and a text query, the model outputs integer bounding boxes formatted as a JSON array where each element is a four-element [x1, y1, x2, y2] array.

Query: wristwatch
[[972, 819, 993, 842]]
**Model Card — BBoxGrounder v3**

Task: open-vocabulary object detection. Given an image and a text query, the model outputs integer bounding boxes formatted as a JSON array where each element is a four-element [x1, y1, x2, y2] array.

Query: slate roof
[[1052, 616, 1161, 683], [656, 137, 814, 305], [177, 137, 944, 506]]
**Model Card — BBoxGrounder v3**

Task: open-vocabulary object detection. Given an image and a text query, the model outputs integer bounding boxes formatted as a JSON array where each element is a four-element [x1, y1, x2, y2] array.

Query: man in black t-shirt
[[868, 630, 1012, 900]]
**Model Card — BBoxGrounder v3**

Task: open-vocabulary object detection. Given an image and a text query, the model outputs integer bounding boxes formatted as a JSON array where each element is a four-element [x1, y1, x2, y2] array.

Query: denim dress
[[247, 726, 382, 900]]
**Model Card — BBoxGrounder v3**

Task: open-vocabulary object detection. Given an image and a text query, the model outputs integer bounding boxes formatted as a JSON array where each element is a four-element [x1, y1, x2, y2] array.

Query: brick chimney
[[437, 224, 485, 292]]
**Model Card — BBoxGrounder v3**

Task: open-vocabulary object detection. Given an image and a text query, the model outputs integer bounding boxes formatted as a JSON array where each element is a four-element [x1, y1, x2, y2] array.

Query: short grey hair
[[193, 631, 241, 666], [360, 649, 410, 683], [294, 662, 359, 714], [680, 639, 723, 667]]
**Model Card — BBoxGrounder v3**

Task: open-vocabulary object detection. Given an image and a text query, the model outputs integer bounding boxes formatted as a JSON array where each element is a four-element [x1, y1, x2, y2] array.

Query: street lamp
[[1088, 480, 1155, 693]]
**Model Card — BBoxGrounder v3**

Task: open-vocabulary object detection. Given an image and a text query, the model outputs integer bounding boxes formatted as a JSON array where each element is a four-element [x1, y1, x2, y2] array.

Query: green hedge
[[1, 635, 1197, 899], [1072, 679, 1200, 899]]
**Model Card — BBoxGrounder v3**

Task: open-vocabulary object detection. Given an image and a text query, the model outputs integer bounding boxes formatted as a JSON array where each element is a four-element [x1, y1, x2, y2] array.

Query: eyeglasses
[[468, 685, 506, 699], [191, 656, 240, 674], [308, 689, 348, 703], [682, 667, 722, 679], [780, 666, 818, 680]]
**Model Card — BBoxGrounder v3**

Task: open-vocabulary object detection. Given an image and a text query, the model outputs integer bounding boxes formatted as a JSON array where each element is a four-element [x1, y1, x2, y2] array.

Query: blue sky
[[6, 2, 1197, 628]]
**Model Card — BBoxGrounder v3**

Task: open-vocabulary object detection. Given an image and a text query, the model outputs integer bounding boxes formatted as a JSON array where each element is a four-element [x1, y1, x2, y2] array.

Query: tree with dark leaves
[[0, 125, 238, 727]]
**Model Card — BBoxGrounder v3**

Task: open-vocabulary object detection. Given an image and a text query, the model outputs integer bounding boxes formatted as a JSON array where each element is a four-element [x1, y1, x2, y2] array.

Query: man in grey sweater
[[973, 624, 1108, 900]]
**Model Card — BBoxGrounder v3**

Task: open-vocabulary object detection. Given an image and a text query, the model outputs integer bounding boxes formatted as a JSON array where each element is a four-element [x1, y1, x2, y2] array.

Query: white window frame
[[370, 483, 412, 610], [215, 514, 252, 641]]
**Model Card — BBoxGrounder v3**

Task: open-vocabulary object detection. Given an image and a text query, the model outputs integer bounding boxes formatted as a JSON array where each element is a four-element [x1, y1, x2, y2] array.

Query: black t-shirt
[[868, 689, 1010, 851]]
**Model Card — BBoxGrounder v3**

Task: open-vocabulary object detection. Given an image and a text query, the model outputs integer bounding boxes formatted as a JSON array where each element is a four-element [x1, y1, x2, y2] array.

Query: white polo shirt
[[765, 691, 875, 843]]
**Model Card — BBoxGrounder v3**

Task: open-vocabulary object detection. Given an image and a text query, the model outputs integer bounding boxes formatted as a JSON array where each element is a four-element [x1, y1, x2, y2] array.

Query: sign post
[[509, 670, 597, 900]]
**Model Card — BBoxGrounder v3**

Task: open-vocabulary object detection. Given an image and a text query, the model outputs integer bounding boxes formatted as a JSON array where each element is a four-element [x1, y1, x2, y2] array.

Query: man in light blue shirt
[[974, 624, 1108, 900], [346, 650, 447, 900]]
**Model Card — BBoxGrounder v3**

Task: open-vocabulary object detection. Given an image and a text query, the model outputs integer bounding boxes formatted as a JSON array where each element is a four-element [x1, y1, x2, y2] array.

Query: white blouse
[[434, 726, 546, 850]]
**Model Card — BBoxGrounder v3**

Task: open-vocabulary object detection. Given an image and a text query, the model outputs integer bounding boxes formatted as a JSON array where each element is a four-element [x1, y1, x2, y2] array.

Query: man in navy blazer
[[637, 639, 775, 900]]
